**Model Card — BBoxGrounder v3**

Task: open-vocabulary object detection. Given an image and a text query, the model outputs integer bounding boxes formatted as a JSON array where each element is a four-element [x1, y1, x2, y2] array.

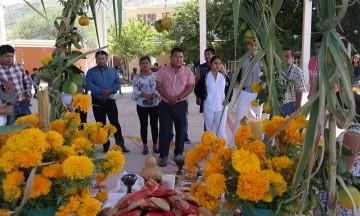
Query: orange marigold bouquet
[[185, 115, 312, 215], [0, 111, 125, 216]]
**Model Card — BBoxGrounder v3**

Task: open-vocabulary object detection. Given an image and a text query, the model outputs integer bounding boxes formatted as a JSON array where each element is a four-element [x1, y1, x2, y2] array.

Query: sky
[[1, 0, 24, 6]]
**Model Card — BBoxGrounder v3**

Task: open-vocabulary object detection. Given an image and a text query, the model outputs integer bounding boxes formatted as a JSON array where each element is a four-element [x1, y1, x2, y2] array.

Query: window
[[137, 13, 156, 23]]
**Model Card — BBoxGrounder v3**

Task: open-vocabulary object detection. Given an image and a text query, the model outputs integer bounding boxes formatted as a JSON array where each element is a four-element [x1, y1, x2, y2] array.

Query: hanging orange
[[78, 16, 90, 26]]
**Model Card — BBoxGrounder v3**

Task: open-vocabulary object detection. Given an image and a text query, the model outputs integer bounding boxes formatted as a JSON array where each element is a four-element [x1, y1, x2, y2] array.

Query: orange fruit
[[263, 101, 272, 114], [161, 17, 173, 31], [339, 186, 360, 209], [78, 16, 90, 26], [244, 28, 254, 43], [154, 20, 164, 33]]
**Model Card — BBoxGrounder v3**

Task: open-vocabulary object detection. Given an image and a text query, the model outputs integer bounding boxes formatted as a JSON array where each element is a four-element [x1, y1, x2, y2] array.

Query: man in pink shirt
[[155, 47, 195, 167], [308, 36, 322, 99]]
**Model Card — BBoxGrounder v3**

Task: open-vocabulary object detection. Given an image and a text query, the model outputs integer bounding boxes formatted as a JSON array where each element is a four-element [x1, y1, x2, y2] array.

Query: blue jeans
[[7, 103, 32, 125], [281, 102, 296, 117]]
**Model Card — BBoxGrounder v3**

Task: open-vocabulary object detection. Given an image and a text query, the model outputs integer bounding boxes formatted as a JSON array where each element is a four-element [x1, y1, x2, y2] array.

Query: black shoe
[[158, 158, 167, 167], [142, 145, 148, 155], [184, 138, 191, 144], [122, 147, 130, 153]]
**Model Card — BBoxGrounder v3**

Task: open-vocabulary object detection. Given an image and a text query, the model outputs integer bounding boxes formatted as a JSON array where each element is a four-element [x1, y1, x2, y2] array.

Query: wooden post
[[38, 84, 50, 132]]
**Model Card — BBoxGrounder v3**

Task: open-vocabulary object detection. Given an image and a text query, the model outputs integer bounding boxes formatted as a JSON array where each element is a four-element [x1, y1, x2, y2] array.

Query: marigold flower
[[56, 196, 81, 216], [72, 94, 91, 113], [50, 119, 66, 134], [266, 156, 294, 172], [205, 173, 226, 198], [251, 82, 262, 93], [6, 128, 49, 154], [96, 172, 106, 183], [82, 123, 109, 144], [95, 191, 108, 202], [14, 113, 39, 128], [185, 144, 211, 173], [201, 131, 218, 146], [46, 130, 64, 150], [102, 150, 125, 175], [63, 156, 94, 179], [251, 100, 259, 107], [248, 140, 266, 158], [295, 115, 308, 130], [103, 124, 117, 134], [13, 151, 43, 168], [204, 154, 226, 177], [234, 125, 253, 149], [29, 174, 52, 198], [265, 170, 287, 196], [194, 184, 221, 211], [0, 152, 15, 173], [76, 197, 102, 216], [112, 145, 122, 151], [236, 170, 270, 202], [232, 149, 261, 174], [2, 170, 24, 202], [42, 163, 64, 179], [71, 137, 92, 155]]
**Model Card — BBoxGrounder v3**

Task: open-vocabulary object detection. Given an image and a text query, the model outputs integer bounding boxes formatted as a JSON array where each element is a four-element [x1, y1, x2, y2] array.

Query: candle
[[248, 118, 262, 140]]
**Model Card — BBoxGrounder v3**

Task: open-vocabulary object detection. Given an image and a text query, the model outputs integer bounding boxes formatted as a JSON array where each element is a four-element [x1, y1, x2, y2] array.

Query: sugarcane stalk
[[38, 84, 50, 132], [328, 112, 337, 216]]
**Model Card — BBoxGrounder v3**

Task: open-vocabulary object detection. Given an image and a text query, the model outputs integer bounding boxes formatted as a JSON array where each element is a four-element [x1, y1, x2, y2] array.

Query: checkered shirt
[[0, 62, 32, 102], [284, 64, 306, 104]]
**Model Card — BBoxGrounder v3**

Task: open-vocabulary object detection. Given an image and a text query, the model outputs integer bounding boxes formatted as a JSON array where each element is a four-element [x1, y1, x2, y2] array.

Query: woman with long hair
[[131, 56, 160, 155]]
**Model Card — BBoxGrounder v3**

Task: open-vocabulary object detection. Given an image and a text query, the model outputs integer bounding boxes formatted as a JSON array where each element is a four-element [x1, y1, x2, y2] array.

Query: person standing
[[195, 56, 233, 141], [352, 54, 360, 88], [155, 47, 195, 167], [282, 48, 306, 116], [132, 56, 160, 155], [308, 36, 322, 99], [86, 50, 129, 153], [232, 40, 262, 138], [0, 45, 32, 125], [31, 68, 40, 98]]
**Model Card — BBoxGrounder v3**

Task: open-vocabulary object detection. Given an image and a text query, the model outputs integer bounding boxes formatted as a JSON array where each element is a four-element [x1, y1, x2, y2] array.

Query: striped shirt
[[155, 64, 195, 103], [0, 62, 32, 102]]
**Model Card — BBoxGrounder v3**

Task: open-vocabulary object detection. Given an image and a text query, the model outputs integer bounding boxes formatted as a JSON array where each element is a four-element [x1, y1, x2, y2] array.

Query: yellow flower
[[263, 116, 286, 138], [77, 197, 102, 216], [190, 182, 200, 198], [318, 138, 323, 147], [96, 172, 106, 183], [46, 131, 64, 150], [83, 123, 109, 144], [72, 94, 91, 113], [236, 170, 270, 202], [41, 54, 52, 66], [248, 140, 266, 158], [103, 124, 117, 135], [29, 174, 52, 198], [50, 119, 66, 134], [0, 209, 12, 216], [14, 113, 39, 128], [56, 196, 81, 216], [71, 137, 92, 155], [266, 156, 294, 172], [295, 115, 308, 130], [265, 170, 287, 196], [42, 163, 64, 179], [204, 154, 226, 177], [232, 149, 261, 174], [102, 150, 125, 175], [57, 146, 76, 160], [234, 125, 253, 149], [353, 86, 358, 92], [64, 112, 81, 126], [217, 147, 233, 160], [201, 131, 218, 146], [251, 100, 259, 107], [251, 82, 263, 93], [13, 151, 43, 168], [6, 128, 49, 154], [2, 170, 25, 202], [194, 184, 221, 211], [0, 152, 15, 173], [63, 156, 94, 179], [205, 173, 226, 198], [112, 145, 122, 151], [185, 144, 211, 173], [95, 191, 109, 202]]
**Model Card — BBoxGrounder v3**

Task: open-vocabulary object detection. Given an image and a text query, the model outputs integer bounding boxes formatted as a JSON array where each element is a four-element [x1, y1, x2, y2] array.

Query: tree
[[339, 2, 360, 54], [7, 7, 98, 48], [108, 18, 172, 61]]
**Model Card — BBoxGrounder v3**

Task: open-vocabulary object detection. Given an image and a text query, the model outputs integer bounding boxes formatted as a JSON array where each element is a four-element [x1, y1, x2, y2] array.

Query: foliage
[[166, 0, 246, 64], [0, 109, 125, 214], [339, 2, 360, 54], [185, 116, 315, 214], [108, 18, 172, 61]]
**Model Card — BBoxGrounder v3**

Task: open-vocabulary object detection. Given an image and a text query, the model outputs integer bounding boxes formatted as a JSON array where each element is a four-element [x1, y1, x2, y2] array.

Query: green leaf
[[0, 123, 30, 135], [337, 156, 348, 175]]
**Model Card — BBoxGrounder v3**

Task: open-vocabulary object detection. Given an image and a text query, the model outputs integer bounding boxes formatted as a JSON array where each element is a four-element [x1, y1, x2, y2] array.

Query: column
[[199, 0, 206, 64], [96, 3, 107, 50], [301, 0, 313, 86], [0, 4, 6, 45]]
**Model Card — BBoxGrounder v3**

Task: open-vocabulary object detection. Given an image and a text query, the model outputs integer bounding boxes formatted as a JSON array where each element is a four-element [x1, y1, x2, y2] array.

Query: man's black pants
[[92, 98, 125, 151], [158, 100, 187, 159]]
